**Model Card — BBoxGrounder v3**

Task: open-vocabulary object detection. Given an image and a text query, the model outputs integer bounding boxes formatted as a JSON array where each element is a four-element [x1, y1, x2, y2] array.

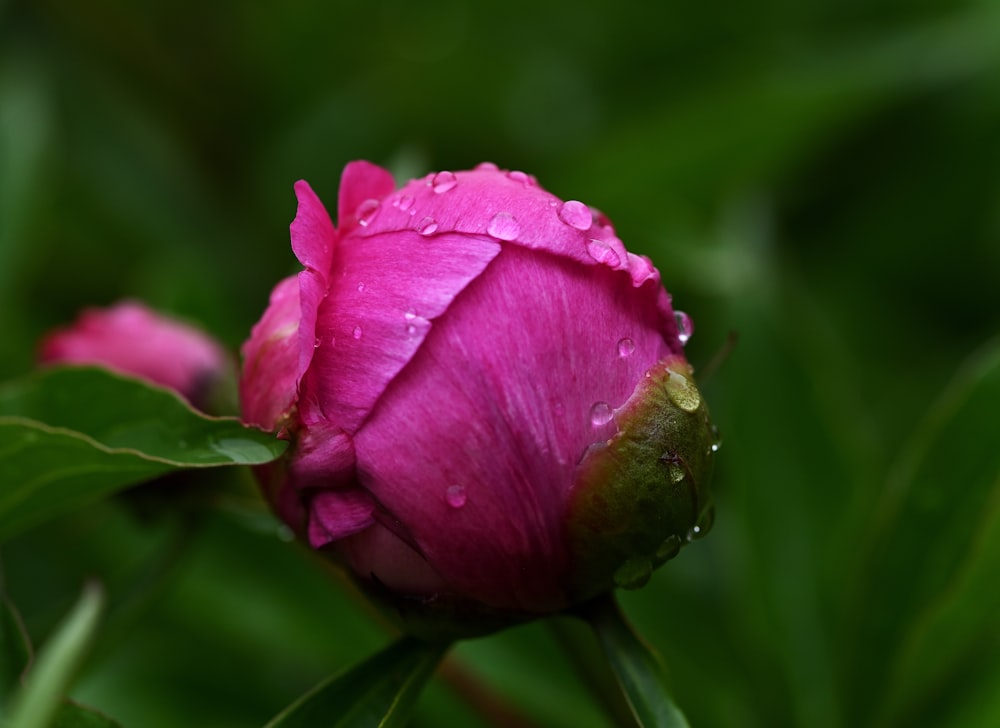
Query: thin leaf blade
[[2, 583, 104, 728], [264, 638, 448, 728]]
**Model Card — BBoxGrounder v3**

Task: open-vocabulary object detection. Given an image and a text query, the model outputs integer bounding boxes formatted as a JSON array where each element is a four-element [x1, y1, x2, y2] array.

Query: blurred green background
[[2, 0, 999, 726]]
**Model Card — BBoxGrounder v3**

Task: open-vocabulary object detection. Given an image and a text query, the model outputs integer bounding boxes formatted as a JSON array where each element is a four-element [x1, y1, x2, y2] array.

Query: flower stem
[[579, 593, 691, 728]]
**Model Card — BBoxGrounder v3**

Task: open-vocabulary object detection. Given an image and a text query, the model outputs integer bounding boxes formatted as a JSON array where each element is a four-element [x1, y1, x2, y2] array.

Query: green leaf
[[0, 367, 287, 542], [50, 701, 123, 728], [848, 339, 1000, 725], [2, 583, 104, 728], [264, 638, 448, 728], [583, 595, 690, 728], [1, 589, 33, 703]]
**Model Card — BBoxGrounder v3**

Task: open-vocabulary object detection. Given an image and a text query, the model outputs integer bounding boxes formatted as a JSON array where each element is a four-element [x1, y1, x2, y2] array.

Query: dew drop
[[475, 161, 499, 171], [357, 282, 366, 293], [614, 557, 653, 590], [665, 371, 701, 413], [507, 170, 530, 184], [655, 534, 682, 562], [352, 325, 362, 340], [686, 525, 704, 542], [710, 424, 723, 453], [406, 324, 417, 336], [432, 170, 458, 193], [558, 200, 592, 231], [415, 216, 438, 236], [696, 504, 715, 535], [397, 194, 415, 212], [674, 310, 694, 345], [487, 212, 520, 241], [586, 239, 622, 268], [355, 198, 380, 227], [668, 463, 686, 483], [617, 337, 635, 358], [590, 401, 613, 427], [445, 484, 467, 509], [313, 337, 321, 349]]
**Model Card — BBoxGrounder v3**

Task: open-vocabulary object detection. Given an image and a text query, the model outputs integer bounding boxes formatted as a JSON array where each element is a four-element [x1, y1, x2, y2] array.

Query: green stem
[[580, 593, 691, 728], [547, 616, 636, 727]]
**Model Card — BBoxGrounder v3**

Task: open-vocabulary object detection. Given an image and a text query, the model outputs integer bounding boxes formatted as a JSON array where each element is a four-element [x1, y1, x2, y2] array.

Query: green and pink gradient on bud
[[240, 162, 717, 637]]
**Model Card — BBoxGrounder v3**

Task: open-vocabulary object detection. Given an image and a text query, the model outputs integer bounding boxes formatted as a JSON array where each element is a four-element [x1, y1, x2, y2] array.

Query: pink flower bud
[[39, 301, 229, 409], [241, 162, 717, 637]]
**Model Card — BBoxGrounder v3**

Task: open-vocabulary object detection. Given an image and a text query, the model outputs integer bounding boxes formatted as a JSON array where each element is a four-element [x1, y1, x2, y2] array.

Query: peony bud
[[39, 300, 230, 410], [241, 162, 717, 638]]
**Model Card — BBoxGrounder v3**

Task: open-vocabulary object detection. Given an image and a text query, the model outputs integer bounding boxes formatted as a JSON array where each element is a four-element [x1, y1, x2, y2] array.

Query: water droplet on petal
[[665, 371, 701, 413], [475, 162, 499, 171], [355, 198, 380, 227], [398, 194, 415, 212], [674, 310, 694, 345], [406, 324, 418, 336], [487, 212, 520, 241], [617, 337, 635, 358], [655, 535, 682, 562], [357, 282, 366, 293], [352, 325, 362, 340], [445, 484, 467, 508], [614, 556, 653, 590], [586, 239, 622, 268], [590, 401, 614, 426], [313, 337, 321, 349], [415, 216, 438, 236], [432, 170, 458, 193], [558, 200, 592, 231], [507, 170, 530, 184]]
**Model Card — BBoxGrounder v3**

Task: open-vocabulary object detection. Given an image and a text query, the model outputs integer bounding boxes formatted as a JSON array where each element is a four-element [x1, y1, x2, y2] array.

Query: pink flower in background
[[39, 301, 229, 408], [241, 162, 716, 636]]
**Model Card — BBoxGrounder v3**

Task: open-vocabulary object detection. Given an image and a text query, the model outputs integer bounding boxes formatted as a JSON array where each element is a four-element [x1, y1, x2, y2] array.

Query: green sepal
[[568, 358, 717, 599]]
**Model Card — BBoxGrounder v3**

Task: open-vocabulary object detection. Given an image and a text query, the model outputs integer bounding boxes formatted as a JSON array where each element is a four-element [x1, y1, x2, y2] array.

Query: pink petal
[[337, 160, 396, 235], [239, 275, 301, 430], [352, 245, 673, 611], [340, 523, 450, 595], [287, 420, 357, 490], [352, 166, 623, 269], [299, 230, 500, 432], [308, 488, 375, 547], [40, 300, 227, 405], [289, 181, 337, 395]]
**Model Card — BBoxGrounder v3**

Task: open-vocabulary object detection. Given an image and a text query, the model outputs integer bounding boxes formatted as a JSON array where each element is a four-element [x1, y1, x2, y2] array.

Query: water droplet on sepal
[[674, 310, 693, 345], [613, 556, 653, 590], [665, 370, 701, 412], [655, 535, 682, 563]]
